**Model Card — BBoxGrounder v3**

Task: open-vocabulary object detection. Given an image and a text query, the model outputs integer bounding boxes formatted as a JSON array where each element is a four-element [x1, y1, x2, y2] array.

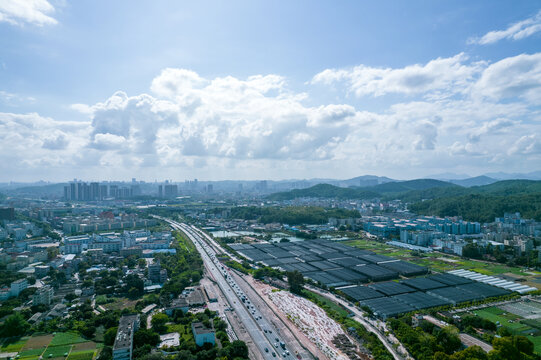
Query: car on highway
[[264, 348, 269, 353]]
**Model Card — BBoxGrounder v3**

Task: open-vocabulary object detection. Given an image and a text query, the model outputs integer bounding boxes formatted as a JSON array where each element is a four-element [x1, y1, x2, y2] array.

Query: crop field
[[67, 350, 95, 360], [44, 345, 72, 358], [19, 347, 46, 358], [0, 333, 97, 360], [50, 333, 87, 347], [471, 305, 541, 354], [23, 335, 54, 349], [0, 337, 29, 353], [71, 342, 96, 352]]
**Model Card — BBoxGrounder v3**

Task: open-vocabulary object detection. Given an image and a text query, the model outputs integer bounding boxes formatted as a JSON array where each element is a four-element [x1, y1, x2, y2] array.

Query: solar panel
[[427, 286, 482, 305], [360, 297, 416, 319], [400, 277, 448, 291], [392, 291, 452, 310], [326, 268, 368, 283], [368, 282, 416, 296], [353, 264, 398, 281], [308, 260, 341, 271], [339, 286, 385, 301], [378, 260, 428, 276], [357, 254, 396, 264], [428, 273, 473, 286], [304, 271, 351, 287], [329, 257, 368, 267]]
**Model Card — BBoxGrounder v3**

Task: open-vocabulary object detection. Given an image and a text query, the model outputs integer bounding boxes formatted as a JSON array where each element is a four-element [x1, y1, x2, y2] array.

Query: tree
[[490, 336, 520, 360], [227, 340, 248, 359], [133, 328, 160, 348], [0, 313, 29, 337], [287, 270, 305, 295], [436, 326, 462, 354], [151, 313, 169, 334], [104, 327, 118, 346], [97, 346, 112, 360]]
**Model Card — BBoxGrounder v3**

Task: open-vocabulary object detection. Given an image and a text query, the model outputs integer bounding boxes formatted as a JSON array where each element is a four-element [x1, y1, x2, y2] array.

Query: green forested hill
[[409, 193, 541, 222], [229, 206, 360, 225], [267, 179, 541, 222], [267, 179, 457, 201]]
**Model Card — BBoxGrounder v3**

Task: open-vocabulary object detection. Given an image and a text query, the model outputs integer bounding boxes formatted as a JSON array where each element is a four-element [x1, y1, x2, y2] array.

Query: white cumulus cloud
[[470, 10, 541, 45], [0, 0, 57, 26], [312, 53, 485, 98]]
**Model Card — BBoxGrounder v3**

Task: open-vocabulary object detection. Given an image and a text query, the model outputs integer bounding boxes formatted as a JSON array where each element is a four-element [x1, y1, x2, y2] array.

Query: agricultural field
[[0, 333, 97, 360], [467, 302, 541, 354], [345, 239, 541, 285], [0, 337, 28, 353]]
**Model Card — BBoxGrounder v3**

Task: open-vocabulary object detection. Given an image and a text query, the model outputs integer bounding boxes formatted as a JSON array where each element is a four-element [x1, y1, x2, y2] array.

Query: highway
[[163, 218, 295, 359]]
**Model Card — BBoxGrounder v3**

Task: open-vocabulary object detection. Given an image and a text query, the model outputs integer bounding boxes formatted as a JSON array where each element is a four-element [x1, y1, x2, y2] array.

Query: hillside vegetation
[[268, 179, 457, 201], [230, 206, 360, 225], [267, 179, 541, 222]]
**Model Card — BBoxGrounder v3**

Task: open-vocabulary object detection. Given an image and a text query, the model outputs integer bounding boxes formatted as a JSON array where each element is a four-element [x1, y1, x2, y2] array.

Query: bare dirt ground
[[22, 335, 53, 350]]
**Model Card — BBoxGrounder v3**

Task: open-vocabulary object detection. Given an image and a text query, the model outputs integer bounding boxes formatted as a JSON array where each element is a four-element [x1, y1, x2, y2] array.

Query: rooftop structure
[[113, 315, 140, 360]]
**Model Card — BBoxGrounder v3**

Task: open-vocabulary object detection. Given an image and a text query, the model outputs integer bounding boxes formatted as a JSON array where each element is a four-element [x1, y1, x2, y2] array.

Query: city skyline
[[1, 1, 541, 182]]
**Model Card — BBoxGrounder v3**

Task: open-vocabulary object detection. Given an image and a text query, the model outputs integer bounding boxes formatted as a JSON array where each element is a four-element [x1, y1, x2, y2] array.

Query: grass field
[[166, 324, 195, 343], [1, 333, 98, 360], [44, 345, 72, 358], [71, 342, 96, 352], [472, 306, 541, 354], [67, 350, 95, 360], [302, 289, 351, 318], [19, 348, 46, 358], [102, 297, 139, 311], [1, 338, 29, 352], [50, 333, 86, 347]]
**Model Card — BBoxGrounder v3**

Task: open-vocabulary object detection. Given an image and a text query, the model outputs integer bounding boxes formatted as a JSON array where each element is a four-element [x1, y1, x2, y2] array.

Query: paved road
[[163, 218, 295, 359]]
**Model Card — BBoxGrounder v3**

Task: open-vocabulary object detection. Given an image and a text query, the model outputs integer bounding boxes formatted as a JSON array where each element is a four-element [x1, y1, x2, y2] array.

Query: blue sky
[[0, 1, 540, 182]]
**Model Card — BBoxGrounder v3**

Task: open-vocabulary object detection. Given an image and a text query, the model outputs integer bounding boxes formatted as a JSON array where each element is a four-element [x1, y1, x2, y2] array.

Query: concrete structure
[[33, 285, 54, 306], [165, 297, 189, 316], [113, 315, 140, 360], [10, 278, 28, 297], [191, 322, 215, 346]]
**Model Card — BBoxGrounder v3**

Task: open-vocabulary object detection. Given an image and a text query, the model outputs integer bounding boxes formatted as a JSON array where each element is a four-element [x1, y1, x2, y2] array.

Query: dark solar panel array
[[326, 268, 368, 283], [392, 291, 452, 310], [339, 286, 385, 301], [309, 260, 341, 271], [304, 272, 350, 287], [329, 257, 368, 267], [368, 282, 416, 296], [400, 277, 448, 291], [361, 297, 416, 318], [353, 264, 398, 281], [457, 283, 511, 298], [378, 260, 428, 276], [357, 254, 396, 264], [427, 286, 481, 304], [428, 273, 473, 286]]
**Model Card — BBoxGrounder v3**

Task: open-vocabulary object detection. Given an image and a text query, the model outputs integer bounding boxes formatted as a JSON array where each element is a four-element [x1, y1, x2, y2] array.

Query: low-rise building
[[10, 278, 28, 297], [113, 315, 140, 360], [33, 285, 54, 306], [191, 322, 215, 346]]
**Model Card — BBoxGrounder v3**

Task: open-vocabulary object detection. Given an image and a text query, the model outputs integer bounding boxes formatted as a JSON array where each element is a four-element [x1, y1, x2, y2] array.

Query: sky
[[0, 0, 540, 182]]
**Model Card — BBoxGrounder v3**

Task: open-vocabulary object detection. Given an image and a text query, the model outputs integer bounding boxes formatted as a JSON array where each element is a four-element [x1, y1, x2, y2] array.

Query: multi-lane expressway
[[163, 218, 295, 359]]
